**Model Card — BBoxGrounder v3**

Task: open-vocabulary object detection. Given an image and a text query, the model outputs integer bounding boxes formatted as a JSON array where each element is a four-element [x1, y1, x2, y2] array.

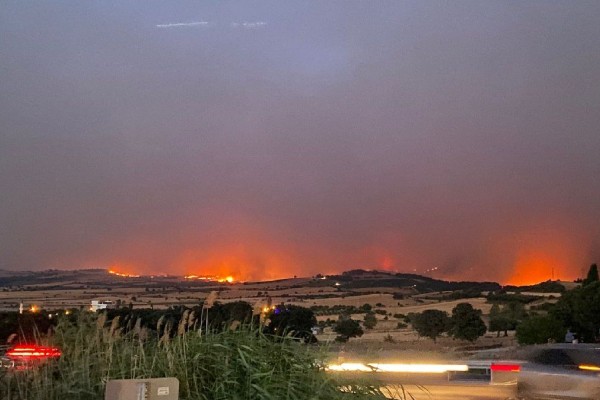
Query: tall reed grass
[[1, 313, 389, 400]]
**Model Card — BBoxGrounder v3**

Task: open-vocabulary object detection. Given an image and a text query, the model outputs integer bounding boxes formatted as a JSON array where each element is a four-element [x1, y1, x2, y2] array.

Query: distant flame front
[[184, 274, 235, 283], [107, 269, 140, 278]]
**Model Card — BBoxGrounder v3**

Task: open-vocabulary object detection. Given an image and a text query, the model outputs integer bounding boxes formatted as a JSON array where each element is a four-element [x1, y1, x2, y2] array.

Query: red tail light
[[491, 363, 521, 372], [6, 345, 62, 360]]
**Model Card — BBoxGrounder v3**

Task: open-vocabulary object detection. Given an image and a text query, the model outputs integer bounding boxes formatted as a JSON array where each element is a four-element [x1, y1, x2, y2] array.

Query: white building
[[90, 300, 114, 312]]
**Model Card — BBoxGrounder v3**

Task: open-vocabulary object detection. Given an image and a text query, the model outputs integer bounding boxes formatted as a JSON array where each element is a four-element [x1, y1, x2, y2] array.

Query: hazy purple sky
[[1, 1, 599, 283]]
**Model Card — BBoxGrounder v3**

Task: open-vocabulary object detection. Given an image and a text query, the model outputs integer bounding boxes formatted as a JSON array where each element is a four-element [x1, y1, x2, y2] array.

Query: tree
[[583, 263, 599, 286], [334, 318, 364, 342], [489, 316, 513, 337], [0, 312, 56, 343], [200, 301, 254, 331], [551, 280, 600, 342], [450, 303, 486, 342], [488, 303, 518, 337], [363, 312, 377, 330], [516, 315, 566, 345], [505, 301, 527, 322], [489, 303, 501, 319], [411, 309, 449, 343], [264, 304, 317, 342]]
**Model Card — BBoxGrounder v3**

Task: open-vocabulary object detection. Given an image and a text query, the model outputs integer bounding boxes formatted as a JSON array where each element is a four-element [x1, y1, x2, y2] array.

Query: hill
[[324, 269, 501, 293]]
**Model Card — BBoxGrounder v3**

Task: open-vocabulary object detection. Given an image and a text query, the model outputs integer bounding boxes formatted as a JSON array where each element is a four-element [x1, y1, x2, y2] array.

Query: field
[[0, 268, 562, 358]]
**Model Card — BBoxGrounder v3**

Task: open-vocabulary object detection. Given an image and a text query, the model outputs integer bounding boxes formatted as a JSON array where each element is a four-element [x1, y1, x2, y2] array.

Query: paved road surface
[[382, 383, 516, 400]]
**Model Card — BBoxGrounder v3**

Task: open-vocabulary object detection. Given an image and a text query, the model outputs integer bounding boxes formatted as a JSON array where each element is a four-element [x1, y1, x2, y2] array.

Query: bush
[[383, 334, 395, 343], [363, 312, 378, 330]]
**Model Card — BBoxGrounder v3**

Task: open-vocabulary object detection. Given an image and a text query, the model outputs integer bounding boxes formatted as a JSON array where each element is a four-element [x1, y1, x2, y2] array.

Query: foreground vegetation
[[1, 314, 386, 400]]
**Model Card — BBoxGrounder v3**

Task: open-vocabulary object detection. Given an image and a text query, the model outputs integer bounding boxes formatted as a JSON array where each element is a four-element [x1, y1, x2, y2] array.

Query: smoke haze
[[1, 1, 600, 283]]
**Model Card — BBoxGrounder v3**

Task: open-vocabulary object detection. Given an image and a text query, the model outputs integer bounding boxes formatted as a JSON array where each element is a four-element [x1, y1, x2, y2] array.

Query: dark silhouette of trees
[[450, 303, 486, 342], [264, 304, 317, 342], [516, 315, 566, 345], [489, 315, 513, 337], [552, 280, 600, 342], [583, 264, 599, 286], [205, 301, 254, 330], [0, 312, 55, 343], [411, 309, 449, 343], [334, 318, 363, 342], [488, 303, 519, 337]]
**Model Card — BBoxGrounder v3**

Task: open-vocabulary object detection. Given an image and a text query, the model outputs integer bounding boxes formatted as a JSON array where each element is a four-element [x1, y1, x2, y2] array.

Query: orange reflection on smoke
[[179, 243, 298, 282], [506, 254, 554, 285], [107, 267, 140, 278], [184, 274, 235, 283], [502, 222, 587, 286]]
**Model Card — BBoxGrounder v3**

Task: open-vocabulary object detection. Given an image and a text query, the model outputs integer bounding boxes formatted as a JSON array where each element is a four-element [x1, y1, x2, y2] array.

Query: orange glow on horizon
[[505, 247, 579, 286], [219, 276, 234, 283], [501, 222, 588, 286], [107, 268, 140, 278], [177, 241, 301, 282], [506, 256, 555, 286], [98, 222, 591, 286], [184, 274, 235, 283]]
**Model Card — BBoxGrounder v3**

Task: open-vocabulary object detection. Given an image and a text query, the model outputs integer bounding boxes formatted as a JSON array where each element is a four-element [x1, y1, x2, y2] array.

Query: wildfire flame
[[184, 275, 234, 283], [107, 269, 140, 278]]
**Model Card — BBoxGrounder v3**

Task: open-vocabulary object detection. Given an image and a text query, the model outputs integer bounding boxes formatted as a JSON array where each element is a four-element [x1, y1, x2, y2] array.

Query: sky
[[1, 1, 600, 284]]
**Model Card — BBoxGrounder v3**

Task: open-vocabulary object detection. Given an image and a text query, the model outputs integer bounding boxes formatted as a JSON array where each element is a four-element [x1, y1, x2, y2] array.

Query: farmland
[[0, 268, 563, 353]]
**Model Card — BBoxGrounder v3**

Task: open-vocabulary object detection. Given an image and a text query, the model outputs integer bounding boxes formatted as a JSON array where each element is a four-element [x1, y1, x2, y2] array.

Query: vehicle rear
[[517, 345, 600, 399]]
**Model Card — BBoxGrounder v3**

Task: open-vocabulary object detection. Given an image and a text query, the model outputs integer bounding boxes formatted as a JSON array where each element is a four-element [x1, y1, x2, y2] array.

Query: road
[[381, 383, 516, 400], [332, 367, 518, 399]]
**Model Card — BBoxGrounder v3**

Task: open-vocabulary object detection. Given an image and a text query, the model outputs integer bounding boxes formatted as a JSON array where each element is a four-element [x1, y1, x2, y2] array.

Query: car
[[516, 344, 600, 400], [0, 344, 61, 371]]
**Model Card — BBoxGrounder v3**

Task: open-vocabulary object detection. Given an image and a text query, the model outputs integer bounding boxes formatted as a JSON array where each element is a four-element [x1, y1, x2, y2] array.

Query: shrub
[[363, 312, 378, 330], [383, 334, 395, 343]]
